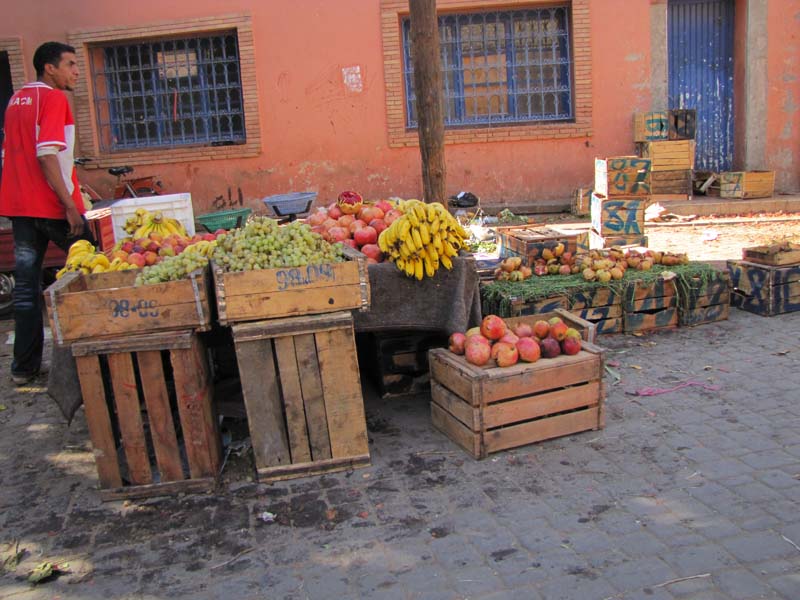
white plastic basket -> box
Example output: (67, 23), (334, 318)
(111, 193), (196, 241)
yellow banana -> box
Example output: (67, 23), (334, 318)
(91, 264), (107, 274)
(404, 259), (415, 278)
(413, 203), (427, 223)
(441, 254), (453, 270)
(433, 233), (443, 255)
(406, 209), (419, 228)
(89, 254), (110, 270)
(399, 219), (411, 240)
(411, 228), (423, 252)
(426, 203), (437, 222)
(427, 244), (439, 263)
(430, 218), (440, 235)
(423, 255), (434, 278)
(414, 259), (423, 281)
(55, 266), (69, 280)
(419, 222), (430, 246)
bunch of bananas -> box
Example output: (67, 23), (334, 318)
(55, 240), (137, 279)
(182, 239), (217, 256)
(123, 208), (186, 239)
(378, 199), (468, 280)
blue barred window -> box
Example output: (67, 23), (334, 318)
(402, 6), (574, 128)
(91, 32), (246, 150)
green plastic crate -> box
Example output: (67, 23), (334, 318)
(196, 208), (252, 232)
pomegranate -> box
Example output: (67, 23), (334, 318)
(327, 227), (350, 243)
(359, 206), (385, 223)
(498, 332), (519, 346)
(360, 243), (382, 261)
(337, 191), (363, 215)
(383, 209), (403, 225)
(465, 339), (491, 366)
(532, 320), (550, 339)
(512, 322), (534, 338)
(494, 342), (519, 367)
(549, 321), (569, 342)
(354, 226), (378, 247)
(540, 337), (561, 359)
(516, 337), (541, 363)
(375, 200), (393, 213)
(327, 203), (343, 219)
(561, 337), (581, 355)
(465, 326), (481, 339)
(480, 315), (507, 341)
(337, 214), (355, 228)
(448, 332), (467, 355)
(306, 210), (327, 227)
(349, 220), (367, 234)
(369, 219), (388, 236)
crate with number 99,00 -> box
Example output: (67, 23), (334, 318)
(45, 267), (213, 346)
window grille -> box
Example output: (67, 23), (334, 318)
(91, 32), (246, 150)
(402, 7), (573, 128)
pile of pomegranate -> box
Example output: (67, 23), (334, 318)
(448, 314), (582, 368)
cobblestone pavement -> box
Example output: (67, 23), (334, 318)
(1, 307), (800, 600)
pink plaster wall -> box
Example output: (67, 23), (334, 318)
(2, 0), (797, 212)
(767, 0), (800, 192)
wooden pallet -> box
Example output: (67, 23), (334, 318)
(594, 157), (651, 197)
(676, 271), (731, 327)
(623, 278), (679, 333)
(589, 229), (648, 250)
(637, 140), (696, 171)
(496, 226), (580, 264)
(71, 330), (221, 500)
(742, 244), (800, 267)
(568, 287), (624, 335)
(46, 267), (212, 346)
(231, 311), (370, 481)
(720, 171), (774, 199)
(633, 111), (669, 142)
(727, 260), (800, 316)
(213, 245), (370, 325)
(590, 193), (648, 237)
(429, 342), (605, 459)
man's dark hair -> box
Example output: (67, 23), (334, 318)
(33, 42), (76, 78)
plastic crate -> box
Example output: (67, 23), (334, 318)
(111, 193), (195, 241)
(196, 208), (252, 232)
(263, 192), (316, 217)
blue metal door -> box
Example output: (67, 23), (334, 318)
(668, 0), (735, 171)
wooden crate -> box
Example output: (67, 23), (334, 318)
(667, 109), (696, 140)
(572, 187), (592, 216)
(623, 278), (678, 333)
(590, 193), (648, 237)
(633, 111), (669, 142)
(742, 243), (800, 267)
(569, 287), (623, 335)
(505, 295), (569, 318)
(231, 311), (370, 481)
(213, 245), (370, 325)
(637, 140), (696, 171)
(720, 171), (775, 199)
(727, 260), (800, 316)
(651, 169), (692, 195)
(589, 229), (648, 250)
(594, 157), (651, 197)
(496, 226), (580, 264)
(429, 340), (605, 459)
(676, 271), (731, 327)
(72, 330), (221, 501)
(45, 267), (212, 346)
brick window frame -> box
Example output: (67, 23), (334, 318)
(68, 14), (261, 169)
(380, 0), (592, 147)
(0, 37), (27, 91)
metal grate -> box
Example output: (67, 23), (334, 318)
(402, 6), (573, 128)
(91, 32), (246, 150)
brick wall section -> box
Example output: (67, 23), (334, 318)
(0, 38), (27, 91)
(379, 0), (593, 148)
(66, 13), (261, 170)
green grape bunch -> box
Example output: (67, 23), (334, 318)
(211, 217), (345, 272)
(134, 253), (210, 286)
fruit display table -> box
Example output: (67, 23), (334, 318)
(353, 255), (482, 335)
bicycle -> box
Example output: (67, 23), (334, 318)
(75, 158), (163, 201)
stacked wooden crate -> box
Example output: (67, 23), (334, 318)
(45, 268), (220, 500)
(634, 109), (696, 201)
(212, 245), (372, 482)
(590, 156), (650, 249)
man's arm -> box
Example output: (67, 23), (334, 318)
(37, 153), (84, 237)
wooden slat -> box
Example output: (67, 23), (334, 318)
(316, 326), (369, 458)
(74, 354), (122, 489)
(572, 304), (623, 320)
(594, 157), (651, 197)
(680, 303), (730, 326)
(569, 287), (620, 309)
(107, 352), (152, 485)
(231, 311), (353, 341)
(593, 317), (624, 335)
(234, 337), (291, 469)
(72, 330), (194, 357)
(273, 337), (312, 464)
(485, 407), (600, 454)
(624, 307), (679, 333)
(430, 402), (482, 459)
(430, 381), (479, 430)
(256, 455), (370, 483)
(99, 477), (215, 501)
(171, 338), (220, 479)
(223, 286), (365, 323)
(294, 333), (332, 461)
(428, 350), (483, 403)
(483, 381), (601, 429)
(480, 352), (602, 404)
(137, 350), (184, 482)
(219, 260), (361, 296)
(628, 294), (678, 311)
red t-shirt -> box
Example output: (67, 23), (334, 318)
(0, 82), (85, 219)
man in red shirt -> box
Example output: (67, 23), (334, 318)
(0, 42), (93, 385)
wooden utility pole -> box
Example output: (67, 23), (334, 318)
(408, 0), (446, 203)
